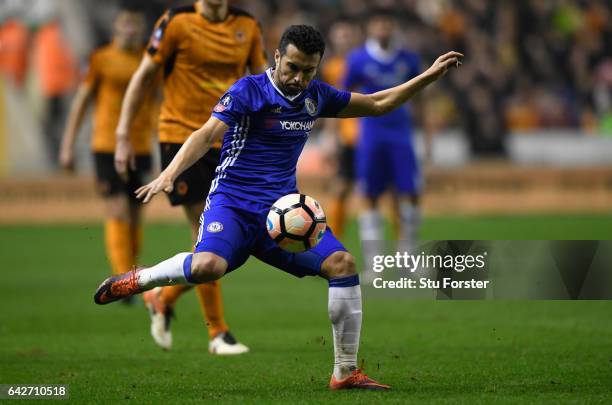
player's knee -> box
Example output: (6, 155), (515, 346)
(321, 251), (356, 280)
(104, 196), (131, 222)
(190, 253), (227, 282)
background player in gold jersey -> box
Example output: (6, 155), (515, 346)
(321, 18), (361, 240)
(114, 0), (267, 354)
(59, 6), (157, 301)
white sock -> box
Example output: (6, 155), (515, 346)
(359, 210), (383, 279)
(328, 276), (362, 380)
(358, 210), (383, 241)
(398, 202), (421, 254)
(137, 252), (193, 290)
(359, 210), (384, 268)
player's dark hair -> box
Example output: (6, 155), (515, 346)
(332, 15), (356, 26)
(279, 25), (326, 58)
(325, 15), (356, 42)
(367, 7), (397, 22)
(118, 0), (145, 13)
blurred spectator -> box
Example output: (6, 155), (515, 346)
(593, 60), (612, 136)
(33, 19), (78, 167)
(0, 18), (29, 88)
(321, 16), (362, 238)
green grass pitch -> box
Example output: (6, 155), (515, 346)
(1, 214), (611, 403)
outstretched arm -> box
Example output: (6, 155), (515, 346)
(135, 117), (228, 203)
(59, 82), (94, 171)
(337, 51), (463, 118)
(115, 54), (161, 175)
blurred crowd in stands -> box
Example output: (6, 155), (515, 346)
(0, 0), (610, 158)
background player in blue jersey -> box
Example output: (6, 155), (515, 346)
(344, 9), (432, 264)
(93, 25), (461, 390)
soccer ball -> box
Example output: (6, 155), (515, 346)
(267, 193), (327, 252)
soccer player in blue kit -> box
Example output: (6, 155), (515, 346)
(344, 9), (431, 263)
(94, 25), (461, 390)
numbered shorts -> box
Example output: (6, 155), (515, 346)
(93, 152), (151, 200)
(160, 143), (221, 206)
(194, 204), (347, 278)
(356, 135), (421, 198)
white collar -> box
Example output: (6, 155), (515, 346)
(365, 38), (398, 64)
(266, 68), (302, 101)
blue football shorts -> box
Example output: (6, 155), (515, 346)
(194, 204), (347, 278)
(356, 132), (422, 198)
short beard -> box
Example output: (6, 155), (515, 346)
(281, 83), (301, 96)
(272, 69), (300, 96)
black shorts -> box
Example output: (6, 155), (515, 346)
(160, 143), (221, 206)
(338, 144), (355, 181)
(94, 152), (151, 199)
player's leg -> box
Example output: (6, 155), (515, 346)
(321, 252), (388, 389)
(103, 196), (133, 275)
(94, 216), (233, 304)
(118, 205), (251, 294)
(390, 138), (423, 254)
(95, 168), (236, 306)
(189, 149), (246, 353)
(142, 144), (201, 347)
(328, 144), (355, 239)
(153, 143), (199, 309)
(151, 205), (249, 355)
(127, 156), (178, 347)
(148, 145), (245, 353)
(126, 155), (151, 265)
(129, 199), (144, 261)
(394, 193), (421, 252)
(94, 205), (252, 352)
(94, 249), (224, 304)
(183, 200), (230, 339)
(143, 204), (193, 349)
(152, 202), (212, 311)
(253, 229), (389, 390)
(355, 138), (388, 277)
(94, 153), (137, 280)
(98, 200), (248, 295)
(356, 136), (386, 239)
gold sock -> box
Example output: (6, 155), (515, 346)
(159, 284), (193, 307)
(329, 197), (348, 239)
(104, 219), (134, 275)
(196, 281), (229, 339)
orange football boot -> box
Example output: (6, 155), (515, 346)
(94, 268), (143, 305)
(329, 368), (390, 391)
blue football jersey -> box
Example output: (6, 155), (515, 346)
(344, 40), (420, 134)
(209, 69), (351, 214)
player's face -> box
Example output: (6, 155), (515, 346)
(330, 22), (358, 54)
(114, 11), (145, 50)
(274, 44), (321, 96)
(202, 0), (227, 8)
(367, 15), (396, 45)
